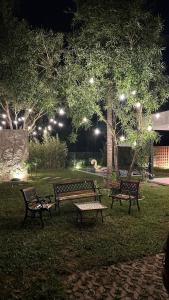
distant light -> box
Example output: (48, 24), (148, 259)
(147, 125), (152, 132)
(43, 129), (47, 134)
(119, 94), (126, 101)
(131, 90), (136, 96)
(0, 126), (2, 130)
(2, 114), (6, 119)
(13, 120), (18, 125)
(155, 113), (160, 119)
(33, 131), (37, 136)
(48, 125), (52, 131)
(22, 117), (25, 121)
(94, 128), (101, 135)
(59, 108), (65, 116)
(18, 118), (22, 122)
(28, 108), (32, 113)
(82, 117), (88, 123)
(133, 141), (137, 146)
(28, 126), (31, 130)
(53, 120), (57, 124)
(58, 122), (63, 128)
(50, 118), (54, 123)
(135, 102), (141, 109)
(38, 126), (42, 130)
(120, 135), (125, 142)
(1, 120), (6, 125)
(89, 77), (94, 84)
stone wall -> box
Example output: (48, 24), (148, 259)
(0, 130), (28, 181)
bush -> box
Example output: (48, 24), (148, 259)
(29, 135), (68, 171)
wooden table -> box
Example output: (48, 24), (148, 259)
(74, 202), (108, 227)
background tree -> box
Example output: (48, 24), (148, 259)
(0, 1), (64, 132)
(63, 0), (169, 180)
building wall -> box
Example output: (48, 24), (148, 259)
(0, 130), (28, 181)
(154, 146), (169, 169)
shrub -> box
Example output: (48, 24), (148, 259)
(29, 135), (68, 171)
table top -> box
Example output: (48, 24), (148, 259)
(74, 202), (108, 211)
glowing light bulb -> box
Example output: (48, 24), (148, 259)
(147, 125), (152, 132)
(18, 118), (22, 122)
(133, 141), (137, 146)
(58, 122), (63, 127)
(53, 120), (57, 124)
(2, 114), (6, 119)
(131, 90), (136, 96)
(119, 94), (126, 101)
(59, 108), (65, 115)
(48, 125), (52, 131)
(28, 126), (31, 130)
(82, 117), (88, 123)
(50, 118), (54, 123)
(0, 126), (2, 130)
(135, 102), (141, 109)
(1, 120), (6, 125)
(94, 128), (100, 135)
(89, 77), (94, 84)
(120, 135), (125, 142)
(155, 113), (160, 119)
(22, 117), (25, 121)
(28, 108), (32, 112)
(33, 131), (37, 136)
(13, 120), (18, 125)
(38, 126), (42, 130)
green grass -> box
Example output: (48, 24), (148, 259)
(1, 168), (169, 299)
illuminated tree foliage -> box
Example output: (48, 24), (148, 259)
(0, 1), (64, 132)
(64, 0), (169, 177)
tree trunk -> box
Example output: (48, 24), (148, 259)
(127, 149), (137, 179)
(106, 95), (113, 186)
(113, 136), (119, 179)
(5, 98), (13, 129)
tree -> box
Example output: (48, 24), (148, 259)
(0, 1), (64, 132)
(63, 0), (169, 180)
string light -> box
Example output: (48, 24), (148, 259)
(2, 114), (6, 119)
(133, 141), (137, 146)
(120, 135), (125, 142)
(0, 126), (3, 130)
(18, 118), (22, 122)
(155, 113), (160, 119)
(28, 108), (32, 112)
(1, 120), (6, 125)
(58, 108), (65, 116)
(89, 77), (94, 84)
(119, 94), (126, 101)
(48, 125), (52, 131)
(147, 125), (152, 132)
(58, 122), (63, 127)
(33, 131), (37, 136)
(50, 118), (54, 123)
(82, 117), (88, 123)
(28, 126), (31, 130)
(38, 126), (42, 130)
(135, 102), (141, 109)
(131, 90), (136, 96)
(94, 128), (101, 135)
(22, 117), (25, 121)
(13, 120), (18, 125)
(53, 120), (57, 124)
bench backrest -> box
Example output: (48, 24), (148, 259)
(120, 180), (140, 197)
(53, 179), (96, 197)
(21, 187), (37, 208)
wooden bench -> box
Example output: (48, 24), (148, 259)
(109, 180), (140, 214)
(53, 179), (102, 212)
(21, 187), (54, 228)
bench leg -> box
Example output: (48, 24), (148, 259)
(128, 199), (132, 214)
(100, 210), (103, 223)
(137, 199), (140, 211)
(111, 198), (114, 209)
(22, 211), (28, 227)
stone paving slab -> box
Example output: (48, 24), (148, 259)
(63, 254), (169, 300)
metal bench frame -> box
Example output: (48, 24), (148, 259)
(53, 179), (102, 212)
(109, 180), (140, 214)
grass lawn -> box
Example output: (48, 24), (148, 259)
(1, 168), (169, 299)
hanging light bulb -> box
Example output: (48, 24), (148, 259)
(2, 114), (6, 119)
(0, 126), (3, 130)
(120, 135), (125, 142)
(13, 120), (18, 125)
(1, 120), (6, 125)
(89, 77), (94, 84)
(53, 120), (57, 124)
(135, 102), (141, 109)
(147, 125), (152, 132)
(82, 117), (88, 123)
(18, 118), (22, 122)
(155, 113), (160, 119)
(58, 108), (65, 116)
(38, 126), (42, 131)
(28, 108), (32, 113)
(131, 90), (136, 96)
(48, 125), (52, 131)
(58, 122), (63, 127)
(119, 94), (126, 101)
(28, 126), (31, 130)
(50, 118), (54, 123)
(94, 128), (101, 135)
(33, 131), (37, 136)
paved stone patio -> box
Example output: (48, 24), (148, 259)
(63, 254), (169, 299)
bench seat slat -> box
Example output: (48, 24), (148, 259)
(59, 192), (100, 201)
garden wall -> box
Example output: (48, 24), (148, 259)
(0, 130), (28, 181)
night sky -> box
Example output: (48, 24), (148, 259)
(16, 0), (169, 148)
